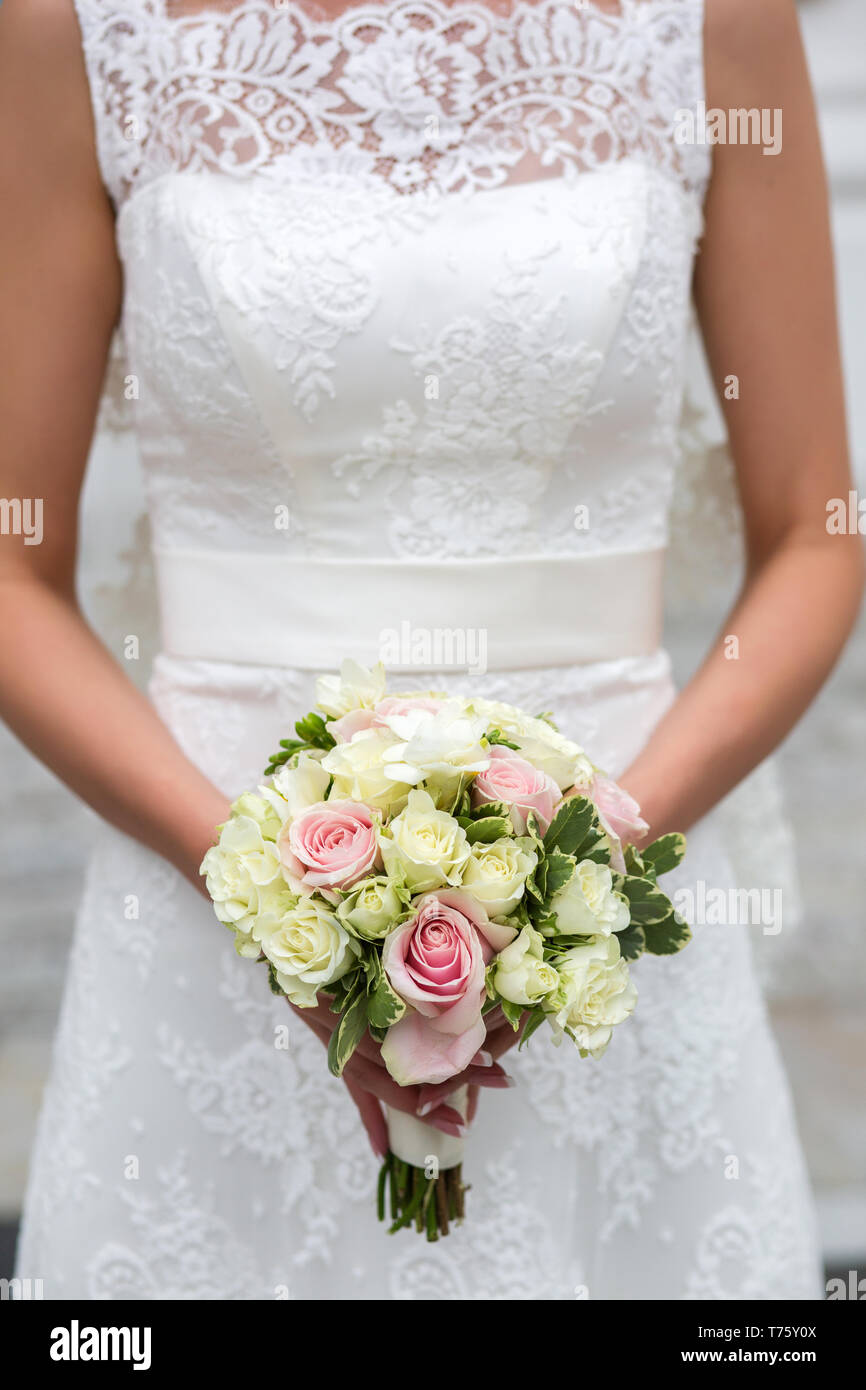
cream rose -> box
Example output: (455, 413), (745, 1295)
(492, 925), (560, 1007)
(336, 875), (409, 940)
(257, 895), (359, 1008)
(200, 815), (282, 930)
(546, 935), (637, 1056)
(270, 750), (331, 818)
(546, 859), (630, 937)
(461, 837), (538, 918)
(379, 788), (470, 892)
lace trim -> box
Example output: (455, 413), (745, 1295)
(73, 0), (710, 205)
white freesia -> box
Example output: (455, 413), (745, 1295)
(493, 925), (559, 1006)
(546, 859), (630, 937)
(379, 788), (470, 892)
(269, 750), (331, 820)
(461, 837), (538, 918)
(321, 729), (410, 813)
(200, 815), (282, 930)
(316, 658), (387, 719)
(378, 701), (491, 793)
(546, 935), (637, 1056)
(257, 895), (359, 1008)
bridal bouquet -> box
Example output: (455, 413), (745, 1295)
(202, 661), (690, 1240)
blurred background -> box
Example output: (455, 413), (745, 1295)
(1, 0), (864, 1286)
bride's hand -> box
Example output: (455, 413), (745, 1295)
(415, 1005), (524, 1120)
(288, 998), (512, 1159)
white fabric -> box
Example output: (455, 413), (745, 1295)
(387, 1087), (469, 1169)
(155, 547), (665, 668)
(15, 0), (822, 1300)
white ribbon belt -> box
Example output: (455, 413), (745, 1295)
(153, 547), (665, 672)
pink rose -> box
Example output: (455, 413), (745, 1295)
(472, 745), (561, 834)
(590, 774), (649, 871)
(591, 775), (648, 844)
(381, 889), (516, 1085)
(278, 800), (380, 893)
(371, 696), (444, 727)
(329, 708), (377, 743)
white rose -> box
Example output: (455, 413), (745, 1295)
(230, 791), (282, 842)
(257, 895), (359, 1008)
(461, 837), (538, 918)
(492, 925), (559, 1007)
(321, 729), (410, 813)
(378, 701), (491, 795)
(546, 935), (637, 1056)
(269, 751), (330, 819)
(336, 875), (409, 940)
(546, 860), (630, 937)
(200, 815), (283, 930)
(379, 788), (470, 892)
(316, 659), (387, 719)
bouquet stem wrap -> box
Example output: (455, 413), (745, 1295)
(385, 1085), (468, 1171)
(379, 1087), (470, 1239)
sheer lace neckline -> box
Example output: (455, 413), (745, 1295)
(75, 0), (709, 206)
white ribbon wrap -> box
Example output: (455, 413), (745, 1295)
(385, 1086), (469, 1171)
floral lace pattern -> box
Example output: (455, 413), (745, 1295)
(76, 0), (710, 205)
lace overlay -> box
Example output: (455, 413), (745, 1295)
(14, 0), (822, 1299)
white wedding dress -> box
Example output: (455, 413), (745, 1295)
(16, 0), (823, 1299)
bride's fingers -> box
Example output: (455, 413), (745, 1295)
(343, 1076), (389, 1160)
(466, 1084), (480, 1124)
(342, 1055), (465, 1136)
(415, 1061), (514, 1116)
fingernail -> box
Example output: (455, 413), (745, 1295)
(475, 1050), (493, 1067)
(417, 1101), (437, 1117)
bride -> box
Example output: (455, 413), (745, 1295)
(2, 0), (862, 1300)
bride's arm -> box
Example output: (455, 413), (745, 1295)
(621, 0), (864, 838)
(0, 0), (230, 889)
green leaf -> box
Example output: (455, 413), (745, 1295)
(618, 875), (675, 927)
(465, 816), (511, 845)
(543, 797), (595, 857)
(327, 984), (369, 1077)
(641, 833), (687, 878)
(624, 845), (648, 878)
(615, 924), (646, 962)
(266, 962), (285, 997)
(573, 825), (611, 864)
(486, 728), (521, 751)
(471, 800), (511, 820)
(366, 957), (407, 1030)
(499, 999), (525, 1031)
(543, 847), (575, 898)
(643, 910), (693, 956)
(518, 1009), (548, 1049)
(294, 711), (336, 751)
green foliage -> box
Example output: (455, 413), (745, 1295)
(264, 710), (336, 775)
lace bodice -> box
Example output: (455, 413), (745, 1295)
(73, 0), (711, 564)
